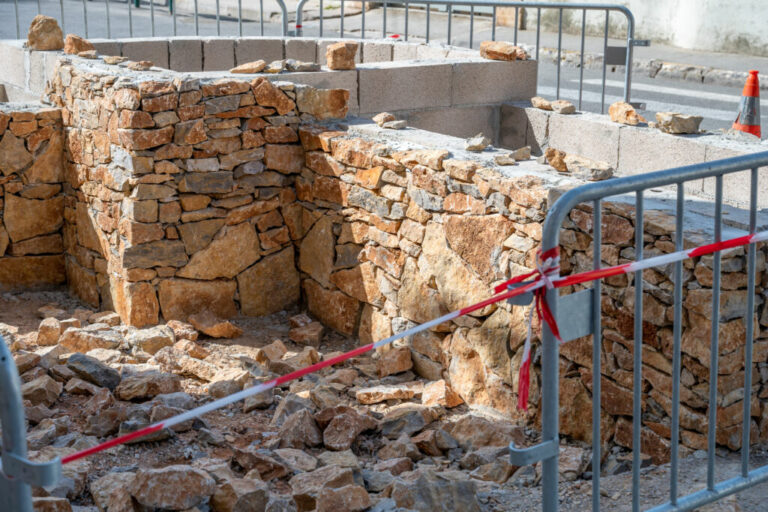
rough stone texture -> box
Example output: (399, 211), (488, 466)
(27, 15), (64, 50)
(326, 41), (358, 70)
(129, 465), (216, 509)
(479, 40), (525, 61)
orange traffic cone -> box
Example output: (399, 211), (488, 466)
(732, 70), (761, 138)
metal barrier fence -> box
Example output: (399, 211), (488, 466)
(9, 0), (289, 39)
(294, 0), (641, 112)
(512, 151), (768, 511)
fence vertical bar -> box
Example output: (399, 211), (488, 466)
(150, 0), (156, 37)
(592, 198), (602, 512)
(340, 0), (345, 38)
(600, 10), (609, 114)
(513, 7), (518, 45)
(59, 0), (65, 35)
(82, 0), (88, 38)
(14, 0), (20, 39)
(260, 0), (264, 35)
(405, 1), (409, 40)
(447, 5), (452, 45)
(670, 183), (684, 505)
(105, 0), (112, 38)
(556, 8), (562, 99)
(128, 0), (133, 38)
(578, 9), (586, 110)
(632, 189), (644, 512)
(238, 0), (242, 36)
(173, 0), (178, 36)
(382, 0), (386, 36)
(36, 0), (41, 17)
(194, 0), (198, 34)
(359, 0), (363, 39)
(707, 175), (723, 491)
(426, 3), (430, 42)
(491, 6), (496, 41)
(742, 168), (758, 476)
(535, 7), (540, 62)
(215, 0), (220, 35)
(470, 5), (474, 48)
(623, 8), (634, 102)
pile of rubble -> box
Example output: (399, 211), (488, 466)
(7, 296), (591, 511)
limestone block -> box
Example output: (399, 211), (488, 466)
(392, 42), (419, 61)
(318, 39), (361, 66)
(235, 37), (284, 65)
(203, 38), (235, 71)
(549, 112), (621, 168)
(238, 246), (300, 316)
(169, 37), (203, 72)
(265, 70), (359, 115)
(451, 59), (537, 106)
(158, 278), (238, 321)
(0, 255), (65, 289)
(617, 127), (707, 177)
(362, 40), (393, 62)
(357, 61), (452, 114)
(285, 38), (317, 62)
(121, 38), (170, 68)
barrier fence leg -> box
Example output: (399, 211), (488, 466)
(0, 335), (61, 512)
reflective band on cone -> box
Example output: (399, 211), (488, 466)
(732, 69), (761, 138)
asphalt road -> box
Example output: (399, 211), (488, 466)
(2, 0), (765, 133)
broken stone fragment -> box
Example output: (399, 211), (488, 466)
(510, 145), (532, 161)
(211, 478), (269, 512)
(289, 464), (357, 512)
(230, 59), (267, 74)
(66, 353), (121, 390)
(315, 405), (377, 451)
(189, 310), (243, 338)
(544, 147), (568, 172)
(326, 41), (358, 70)
(64, 33), (95, 55)
(390, 468), (482, 511)
(479, 40), (525, 61)
(654, 112), (703, 134)
(289, 321), (324, 347)
(265, 59), (287, 73)
(287, 59), (321, 72)
(530, 96), (553, 110)
(316, 484), (371, 512)
(609, 101), (647, 125)
(382, 120), (407, 130)
(21, 374), (61, 406)
(115, 370), (181, 401)
(422, 379), (463, 408)
(356, 384), (416, 405)
(493, 154), (517, 166)
(376, 346), (413, 377)
(464, 133), (491, 152)
(129, 465), (216, 510)
(372, 112), (396, 127)
(27, 15), (63, 50)
(563, 154), (614, 181)
(102, 55), (127, 65)
(126, 60), (154, 71)
(551, 99), (576, 114)
(166, 319), (198, 341)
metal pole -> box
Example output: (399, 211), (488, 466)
(194, 0), (199, 35)
(150, 0), (156, 36)
(556, 8), (562, 99)
(216, 0), (220, 35)
(173, 0), (177, 35)
(14, 0), (20, 39)
(742, 168), (758, 476)
(470, 5), (474, 48)
(631, 189), (644, 512)
(426, 2), (430, 42)
(708, 176), (723, 491)
(59, 0), (66, 35)
(535, 7), (540, 61)
(600, 10), (608, 114)
(0, 336), (34, 512)
(238, 0), (242, 36)
(128, 0), (133, 37)
(447, 4), (452, 45)
(578, 9), (586, 110)
(513, 6), (518, 45)
(623, 8), (635, 103)
(82, 0), (88, 38)
(669, 183), (685, 505)
(341, 0), (345, 38)
(591, 199), (602, 512)
(491, 6), (496, 41)
(405, 1), (409, 41)
(382, 0), (386, 37)
(105, 0), (112, 38)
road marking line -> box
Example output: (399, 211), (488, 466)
(580, 78), (768, 106)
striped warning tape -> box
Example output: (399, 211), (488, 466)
(56, 228), (768, 466)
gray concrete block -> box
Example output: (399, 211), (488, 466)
(617, 129), (707, 177)
(415, 43), (450, 60)
(89, 39), (122, 57)
(524, 107), (550, 155)
(27, 51), (60, 96)
(121, 38), (169, 69)
(451, 59), (537, 106)
(317, 38), (362, 65)
(548, 111), (621, 167)
(703, 144), (768, 209)
(0, 41), (27, 88)
(498, 103), (529, 151)
(203, 38), (235, 71)
(285, 38), (317, 63)
(0, 82), (39, 102)
(266, 70), (359, 115)
(235, 37), (284, 65)
(445, 48), (477, 60)
(392, 42), (419, 61)
(405, 105), (499, 143)
(357, 61), (452, 114)
(362, 40), (393, 62)
(169, 37), (203, 72)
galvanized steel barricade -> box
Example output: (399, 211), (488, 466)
(8, 0), (289, 39)
(0, 335), (61, 512)
(514, 151), (768, 511)
(294, 0), (643, 112)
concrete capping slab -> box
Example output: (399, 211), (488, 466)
(702, 144), (768, 209)
(401, 104), (500, 143)
(392, 42), (419, 61)
(357, 60), (452, 114)
(0, 40), (28, 89)
(548, 110), (621, 168)
(169, 37), (203, 72)
(89, 39), (122, 57)
(316, 38), (362, 65)
(235, 37), (285, 65)
(203, 37), (236, 71)
(617, 128), (708, 177)
(284, 38), (317, 63)
(415, 43), (450, 60)
(120, 38), (170, 69)
(451, 59), (537, 107)
(361, 40), (393, 63)
(27, 51), (60, 97)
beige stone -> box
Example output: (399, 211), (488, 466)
(129, 465), (216, 510)
(189, 310), (243, 338)
(158, 278), (238, 321)
(551, 99), (576, 114)
(27, 15), (64, 50)
(530, 96), (552, 111)
(63, 34), (94, 54)
(326, 41), (358, 70)
(655, 112), (703, 134)
(26, 133), (63, 183)
(304, 279), (361, 335)
(0, 132), (33, 175)
(377, 346), (413, 377)
(609, 101), (646, 125)
(299, 216), (335, 287)
(238, 246), (300, 316)
(231, 60), (267, 73)
(296, 87), (350, 120)
(177, 222), (260, 280)
(252, 78), (296, 115)
(479, 40), (524, 61)
(422, 379), (463, 407)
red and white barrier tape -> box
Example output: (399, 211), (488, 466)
(54, 228), (768, 467)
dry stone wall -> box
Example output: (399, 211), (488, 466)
(0, 105), (66, 289)
(1, 54), (767, 463)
